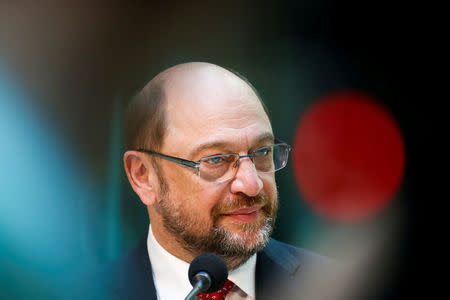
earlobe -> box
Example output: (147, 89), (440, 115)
(123, 151), (158, 206)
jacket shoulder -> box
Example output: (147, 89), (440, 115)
(262, 238), (337, 274)
(256, 239), (343, 300)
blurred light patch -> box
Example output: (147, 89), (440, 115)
(292, 90), (405, 222)
(0, 62), (101, 298)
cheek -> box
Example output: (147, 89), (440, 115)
(169, 171), (223, 219)
(164, 164), (198, 195)
(194, 183), (226, 211)
(260, 174), (277, 197)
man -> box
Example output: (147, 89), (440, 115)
(90, 62), (339, 300)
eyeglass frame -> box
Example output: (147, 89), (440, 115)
(136, 140), (291, 181)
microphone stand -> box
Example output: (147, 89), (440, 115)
(185, 272), (211, 300)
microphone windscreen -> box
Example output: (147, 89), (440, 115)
(188, 253), (228, 293)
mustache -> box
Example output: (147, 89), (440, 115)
(211, 193), (270, 218)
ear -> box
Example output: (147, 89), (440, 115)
(123, 150), (158, 206)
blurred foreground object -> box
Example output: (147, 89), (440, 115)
(293, 90), (405, 222)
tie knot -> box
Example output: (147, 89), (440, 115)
(197, 279), (235, 300)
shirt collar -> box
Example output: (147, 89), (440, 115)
(228, 252), (256, 298)
(147, 224), (192, 300)
(147, 224), (256, 298)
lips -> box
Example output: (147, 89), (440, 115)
(221, 205), (263, 223)
(223, 205), (263, 215)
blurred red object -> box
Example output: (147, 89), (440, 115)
(293, 90), (405, 222)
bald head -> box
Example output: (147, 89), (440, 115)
(125, 62), (269, 151)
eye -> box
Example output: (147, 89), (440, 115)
(204, 156), (226, 165)
(254, 147), (271, 157)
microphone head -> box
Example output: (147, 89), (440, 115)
(188, 253), (228, 293)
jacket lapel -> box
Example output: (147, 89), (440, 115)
(255, 239), (302, 300)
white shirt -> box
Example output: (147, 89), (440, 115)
(147, 224), (256, 300)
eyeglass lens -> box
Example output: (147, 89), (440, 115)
(199, 144), (289, 182)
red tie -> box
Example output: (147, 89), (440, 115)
(197, 279), (235, 300)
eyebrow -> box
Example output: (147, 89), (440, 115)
(190, 132), (275, 156)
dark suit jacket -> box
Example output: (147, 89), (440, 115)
(80, 236), (339, 300)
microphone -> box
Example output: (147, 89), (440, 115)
(184, 253), (228, 300)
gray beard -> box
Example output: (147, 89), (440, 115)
(157, 193), (276, 270)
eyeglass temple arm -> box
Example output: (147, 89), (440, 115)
(137, 149), (199, 169)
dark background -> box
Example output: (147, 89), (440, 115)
(0, 0), (431, 299)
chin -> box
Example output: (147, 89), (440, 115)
(221, 216), (273, 252)
(215, 222), (273, 270)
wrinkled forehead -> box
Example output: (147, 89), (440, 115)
(161, 65), (272, 150)
(165, 66), (270, 127)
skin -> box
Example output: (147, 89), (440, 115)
(123, 62), (278, 269)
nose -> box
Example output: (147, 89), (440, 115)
(230, 157), (263, 196)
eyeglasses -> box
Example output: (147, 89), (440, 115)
(137, 141), (291, 183)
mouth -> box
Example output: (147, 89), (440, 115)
(221, 205), (263, 223)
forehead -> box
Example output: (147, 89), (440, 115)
(162, 67), (272, 154)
